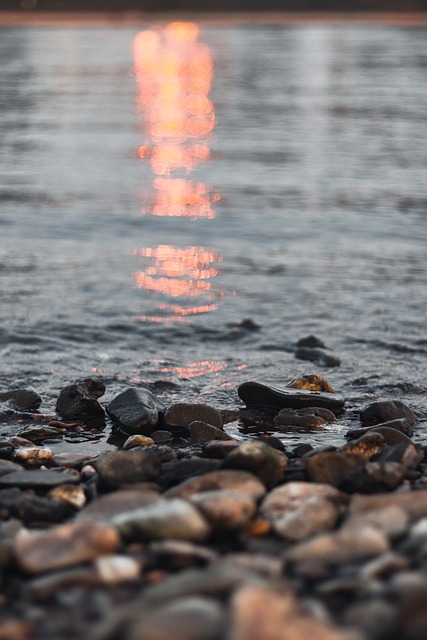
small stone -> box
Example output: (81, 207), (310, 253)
(56, 377), (105, 420)
(341, 432), (386, 459)
(17, 424), (65, 443)
(0, 487), (73, 524)
(0, 388), (42, 411)
(95, 449), (161, 489)
(123, 434), (155, 449)
(274, 410), (325, 428)
(188, 490), (257, 530)
(189, 421), (232, 444)
(287, 524), (389, 565)
(221, 440), (287, 487)
(360, 400), (418, 426)
(151, 430), (173, 444)
(261, 482), (346, 541)
(238, 381), (345, 414)
(14, 522), (120, 573)
(106, 387), (164, 435)
(345, 461), (406, 493)
(294, 347), (341, 368)
(159, 458), (222, 489)
(287, 373), (333, 392)
(51, 452), (93, 468)
(164, 403), (223, 430)
(126, 597), (225, 640)
(149, 539), (218, 570)
(202, 440), (239, 459)
(14, 447), (53, 466)
(359, 552), (409, 580)
(296, 335), (326, 349)
(165, 470), (266, 501)
(94, 554), (141, 584)
(112, 498), (210, 542)
(76, 488), (161, 524)
(376, 441), (424, 470)
(47, 484), (87, 509)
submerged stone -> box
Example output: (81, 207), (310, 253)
(0, 388), (42, 411)
(238, 381), (345, 415)
(106, 387), (164, 435)
(294, 347), (341, 368)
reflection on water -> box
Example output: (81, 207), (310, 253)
(132, 21), (223, 321)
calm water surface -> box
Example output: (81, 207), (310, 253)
(1, 21), (426, 451)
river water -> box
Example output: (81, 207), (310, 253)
(1, 19), (426, 452)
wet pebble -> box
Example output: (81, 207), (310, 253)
(122, 434), (156, 449)
(345, 418), (414, 440)
(221, 440), (287, 487)
(106, 387), (164, 435)
(14, 446), (53, 466)
(0, 388), (42, 411)
(294, 346), (342, 368)
(56, 377), (105, 421)
(304, 450), (367, 487)
(163, 403), (223, 430)
(76, 488), (161, 524)
(189, 421), (232, 444)
(360, 400), (418, 427)
(95, 449), (161, 489)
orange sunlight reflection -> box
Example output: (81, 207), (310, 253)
(133, 21), (219, 219)
(132, 23), (224, 322)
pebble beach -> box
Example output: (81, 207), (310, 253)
(0, 372), (426, 639)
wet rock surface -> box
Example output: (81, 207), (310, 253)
(1, 375), (427, 639)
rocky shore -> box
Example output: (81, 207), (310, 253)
(0, 374), (426, 639)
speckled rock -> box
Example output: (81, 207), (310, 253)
(221, 440), (287, 488)
(163, 403), (223, 430)
(106, 387), (164, 435)
(261, 482), (346, 541)
(165, 469), (266, 501)
(14, 521), (120, 573)
(123, 435), (155, 449)
(360, 400), (418, 427)
(188, 489), (257, 530)
(95, 449), (161, 489)
(112, 498), (211, 542)
(56, 377), (105, 420)
(14, 446), (53, 466)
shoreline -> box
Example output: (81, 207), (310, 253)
(1, 10), (427, 26)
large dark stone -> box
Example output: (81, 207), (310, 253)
(0, 388), (42, 411)
(106, 387), (164, 435)
(360, 400), (418, 427)
(238, 381), (345, 415)
(56, 377), (106, 421)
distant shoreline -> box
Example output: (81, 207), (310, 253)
(1, 10), (427, 26)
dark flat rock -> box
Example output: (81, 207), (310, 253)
(0, 468), (80, 488)
(238, 381), (345, 415)
(360, 400), (418, 427)
(0, 388), (42, 411)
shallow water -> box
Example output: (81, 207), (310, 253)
(1, 21), (426, 452)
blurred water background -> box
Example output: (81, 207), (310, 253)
(1, 18), (426, 451)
